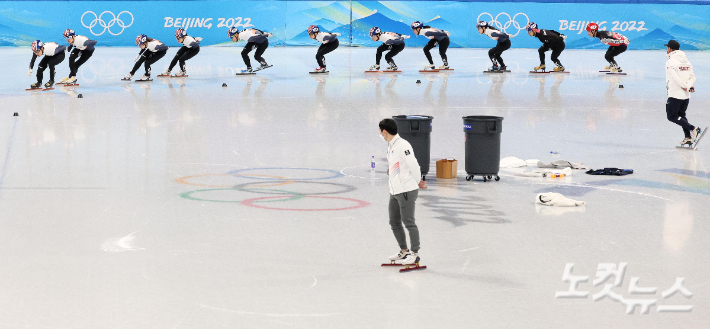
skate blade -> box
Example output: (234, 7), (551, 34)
(438, 69), (454, 71)
(309, 71), (329, 74)
(157, 75), (171, 77)
(484, 71), (506, 74)
(381, 263), (404, 267)
(42, 88), (54, 91)
(606, 72), (627, 75)
(120, 79), (131, 81)
(172, 75), (188, 78)
(62, 84), (79, 87)
(399, 264), (427, 273)
(135, 79), (153, 82)
(599, 70), (611, 73)
(25, 88), (42, 91)
(529, 71), (549, 74)
(550, 71), (570, 74)
(365, 71), (382, 73)
(419, 70), (439, 73)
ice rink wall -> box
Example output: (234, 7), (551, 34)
(2, 0), (710, 49)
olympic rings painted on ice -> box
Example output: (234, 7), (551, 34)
(477, 12), (530, 37)
(175, 174), (294, 188)
(81, 11), (134, 36)
(231, 181), (357, 196)
(227, 168), (345, 181)
(180, 188), (305, 203)
(242, 195), (371, 211)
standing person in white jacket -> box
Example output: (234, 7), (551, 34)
(665, 40), (701, 145)
(379, 119), (428, 266)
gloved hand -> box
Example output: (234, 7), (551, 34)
(333, 33), (341, 36)
(265, 33), (273, 38)
(402, 35), (410, 39)
(28, 69), (32, 76)
(194, 37), (203, 42)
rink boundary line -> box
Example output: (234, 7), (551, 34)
(199, 304), (342, 317)
(0, 119), (18, 195)
(521, 178), (675, 202)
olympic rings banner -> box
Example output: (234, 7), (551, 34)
(1, 1), (710, 50)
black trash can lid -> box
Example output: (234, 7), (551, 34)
(462, 115), (503, 121)
(393, 115), (433, 120)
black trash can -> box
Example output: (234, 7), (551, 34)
(463, 116), (503, 182)
(392, 115), (433, 180)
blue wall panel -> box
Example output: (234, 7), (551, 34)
(1, 1), (709, 50)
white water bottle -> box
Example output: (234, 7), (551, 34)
(371, 156), (376, 172)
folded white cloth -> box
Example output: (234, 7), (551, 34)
(515, 167), (572, 177)
(500, 157), (541, 168)
(536, 192), (585, 207)
(537, 160), (590, 170)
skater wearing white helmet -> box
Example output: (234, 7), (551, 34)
(161, 28), (201, 77)
(411, 21), (451, 70)
(478, 21), (510, 72)
(308, 25), (340, 73)
(664, 40), (703, 146)
(228, 27), (273, 75)
(586, 22), (629, 73)
(526, 22), (566, 72)
(60, 29), (97, 85)
(368, 27), (408, 72)
(123, 34), (168, 81)
(28, 39), (66, 89)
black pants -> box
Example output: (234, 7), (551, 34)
(169, 46), (200, 72)
(376, 43), (405, 66)
(423, 37), (449, 65)
(316, 39), (339, 68)
(666, 97), (695, 138)
(130, 49), (167, 76)
(488, 39), (511, 67)
(68, 49), (93, 78)
(539, 42), (565, 66)
(605, 44), (627, 66)
(242, 40), (268, 68)
(37, 52), (65, 83)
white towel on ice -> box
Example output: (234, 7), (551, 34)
(535, 192), (585, 207)
(500, 157), (540, 168)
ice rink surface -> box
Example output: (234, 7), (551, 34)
(1, 46), (709, 328)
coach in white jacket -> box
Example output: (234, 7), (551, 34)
(379, 118), (427, 266)
(665, 39), (701, 145)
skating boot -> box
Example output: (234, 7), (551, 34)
(386, 63), (398, 71)
(603, 65), (611, 71)
(690, 127), (702, 141)
(368, 64), (380, 71)
(490, 65), (500, 72)
(500, 65), (507, 72)
(121, 73), (133, 81)
(238, 68), (253, 75)
(66, 76), (77, 85)
(681, 137), (694, 145)
(423, 64), (436, 71)
(401, 252), (420, 266)
(44, 80), (54, 88)
(173, 69), (186, 77)
(29, 82), (41, 90)
(313, 67), (327, 73)
(384, 249), (410, 265)
(553, 65), (565, 72)
(438, 64), (449, 70)
(159, 69), (171, 76)
(254, 63), (271, 71)
(58, 77), (69, 84)
(610, 66), (623, 73)
(533, 64), (546, 72)
(136, 75), (151, 81)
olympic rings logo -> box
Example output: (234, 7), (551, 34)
(81, 11), (134, 36)
(477, 12), (530, 38)
(176, 168), (371, 211)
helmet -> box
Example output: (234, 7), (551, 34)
(526, 22), (538, 32)
(228, 27), (239, 38)
(31, 40), (43, 52)
(175, 28), (186, 39)
(135, 34), (147, 46)
(63, 29), (75, 38)
(369, 27), (381, 37)
(410, 21), (423, 29)
(586, 22), (599, 32)
(307, 25), (319, 34)
(477, 21), (489, 28)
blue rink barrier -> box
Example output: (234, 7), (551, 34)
(1, 1), (710, 50)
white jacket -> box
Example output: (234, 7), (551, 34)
(387, 135), (421, 195)
(666, 50), (696, 100)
